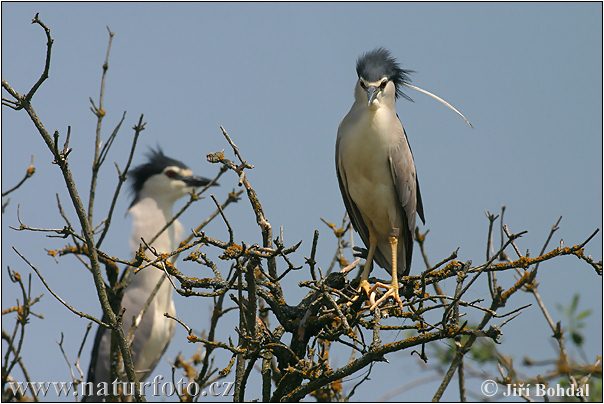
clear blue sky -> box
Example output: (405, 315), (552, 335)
(2, 2), (602, 402)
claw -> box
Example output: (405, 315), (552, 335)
(360, 279), (380, 307)
(347, 279), (373, 307)
(359, 279), (372, 295)
(368, 289), (378, 308)
(369, 283), (404, 311)
(367, 235), (406, 311)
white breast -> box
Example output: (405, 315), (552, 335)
(338, 106), (402, 240)
(92, 196), (179, 385)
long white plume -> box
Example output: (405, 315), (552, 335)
(402, 83), (473, 128)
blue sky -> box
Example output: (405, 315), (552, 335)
(2, 2), (602, 401)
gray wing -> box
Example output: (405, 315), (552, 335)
(416, 175), (425, 225)
(388, 122), (423, 275)
(84, 318), (108, 402)
(84, 321), (112, 401)
(335, 136), (390, 270)
(85, 286), (174, 399)
(397, 114), (425, 224)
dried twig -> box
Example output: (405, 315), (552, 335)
(1, 156), (35, 197)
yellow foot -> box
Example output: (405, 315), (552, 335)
(347, 279), (378, 307)
(369, 282), (404, 311)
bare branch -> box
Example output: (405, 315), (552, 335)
(87, 26), (115, 226)
(96, 114), (145, 248)
(12, 248), (109, 328)
(24, 14), (53, 105)
(1, 156), (35, 197)
(3, 15), (143, 399)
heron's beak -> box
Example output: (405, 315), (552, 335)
(182, 175), (217, 188)
(366, 86), (379, 106)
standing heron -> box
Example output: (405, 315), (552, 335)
(85, 148), (214, 400)
(336, 48), (470, 309)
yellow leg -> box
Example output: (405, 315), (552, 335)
(348, 231), (378, 306)
(370, 235), (404, 310)
(358, 240), (376, 285)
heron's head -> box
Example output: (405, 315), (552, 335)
(355, 48), (413, 109)
(129, 148), (215, 208)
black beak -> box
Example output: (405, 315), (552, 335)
(182, 175), (218, 187)
(366, 86), (379, 106)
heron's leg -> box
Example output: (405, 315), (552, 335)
(359, 239), (376, 286)
(370, 235), (404, 310)
(348, 230), (378, 306)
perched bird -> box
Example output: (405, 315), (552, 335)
(85, 148), (215, 400)
(336, 48), (470, 309)
(336, 48), (424, 309)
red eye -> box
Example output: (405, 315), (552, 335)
(165, 169), (178, 179)
(359, 81), (367, 90)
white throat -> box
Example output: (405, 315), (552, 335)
(128, 196), (182, 255)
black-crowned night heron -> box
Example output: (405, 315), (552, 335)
(85, 148), (214, 400)
(336, 48), (470, 310)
